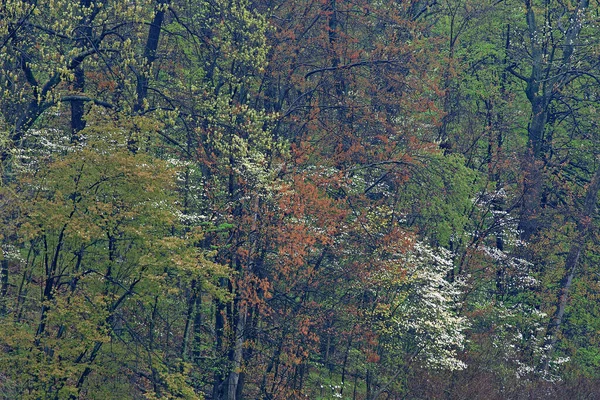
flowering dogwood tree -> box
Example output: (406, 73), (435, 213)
(366, 239), (468, 397)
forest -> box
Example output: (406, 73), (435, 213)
(1, 0), (600, 398)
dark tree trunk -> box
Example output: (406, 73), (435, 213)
(70, 0), (93, 141)
(134, 0), (167, 113)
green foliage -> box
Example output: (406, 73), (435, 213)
(0, 124), (228, 397)
(2, 0), (600, 398)
(399, 152), (480, 247)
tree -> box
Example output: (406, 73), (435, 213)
(0, 117), (229, 398)
(506, 0), (596, 239)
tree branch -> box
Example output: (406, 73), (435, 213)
(60, 95), (115, 109)
(305, 59), (400, 79)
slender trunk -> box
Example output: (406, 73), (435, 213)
(492, 24), (510, 298)
(192, 289), (203, 362)
(0, 256), (8, 314)
(212, 281), (227, 399)
(148, 296), (160, 396)
(73, 341), (103, 393)
(182, 279), (198, 360)
(236, 364), (247, 400)
(366, 368), (372, 400)
(236, 307), (255, 400)
(340, 335), (352, 397)
(270, 333), (285, 396)
(227, 300), (247, 400)
(227, 193), (261, 399)
(213, 146), (238, 400)
(324, 333), (332, 371)
(438, 6), (457, 148)
(15, 244), (37, 322)
(298, 362), (307, 394)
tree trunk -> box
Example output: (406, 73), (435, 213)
(0, 256), (8, 315)
(517, 0), (590, 241)
(70, 0), (93, 141)
(519, 3), (549, 239)
(543, 161), (600, 371)
(70, 65), (86, 141)
(519, 150), (544, 240)
(212, 287), (227, 400)
(134, 0), (167, 114)
(227, 302), (247, 400)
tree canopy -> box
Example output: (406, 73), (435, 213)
(2, 0), (600, 399)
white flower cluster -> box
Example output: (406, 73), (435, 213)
(490, 303), (568, 383)
(377, 241), (468, 371)
(2, 245), (24, 263)
(479, 244), (537, 290)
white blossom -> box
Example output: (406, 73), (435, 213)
(372, 240), (468, 371)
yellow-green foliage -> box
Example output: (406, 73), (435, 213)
(0, 124), (229, 398)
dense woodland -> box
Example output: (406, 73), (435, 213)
(1, 0), (600, 398)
